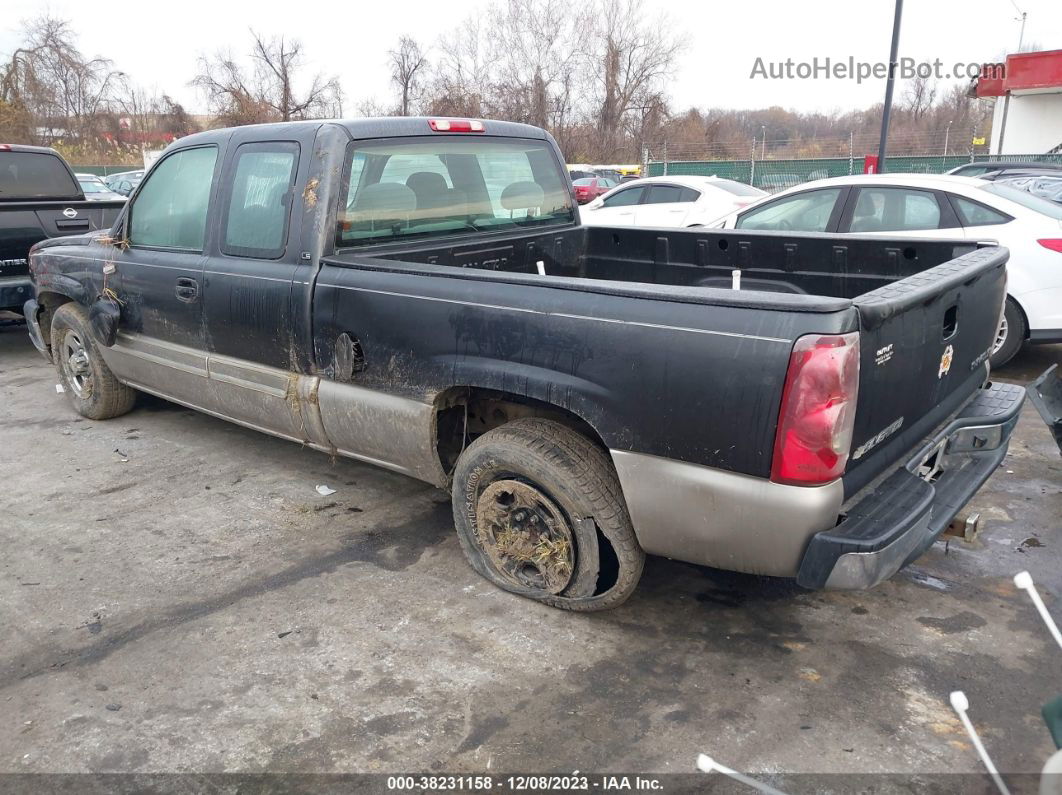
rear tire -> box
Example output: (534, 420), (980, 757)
(989, 297), (1026, 370)
(51, 302), (135, 420)
(451, 418), (644, 612)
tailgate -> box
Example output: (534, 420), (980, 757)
(843, 245), (1008, 493)
(0, 202), (121, 279)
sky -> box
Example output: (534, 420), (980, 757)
(2, 0), (1059, 116)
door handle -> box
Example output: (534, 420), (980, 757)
(175, 277), (199, 303)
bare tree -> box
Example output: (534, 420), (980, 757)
(590, 0), (685, 159)
(389, 36), (427, 116)
(902, 75), (938, 121)
(0, 15), (123, 142)
(193, 31), (342, 126)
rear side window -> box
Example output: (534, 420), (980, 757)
(950, 195), (1011, 227)
(645, 185), (684, 204)
(736, 188), (841, 232)
(0, 151), (79, 199)
(602, 187), (644, 207)
(848, 187), (941, 233)
(129, 147), (218, 250)
(223, 142), (299, 258)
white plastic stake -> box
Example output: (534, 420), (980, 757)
(536, 260), (546, 276)
(1013, 571), (1062, 651)
(732, 269), (741, 290)
(949, 691), (1011, 795)
(696, 754), (789, 795)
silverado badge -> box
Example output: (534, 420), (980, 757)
(938, 344), (954, 378)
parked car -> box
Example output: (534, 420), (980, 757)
(569, 169), (596, 181)
(25, 117), (1032, 612)
(580, 175), (766, 228)
(0, 145), (125, 313)
(571, 176), (618, 204)
(104, 170), (145, 196)
(947, 161), (1062, 179)
(75, 173), (128, 202)
(757, 173), (803, 192)
(714, 173), (1062, 367)
(997, 174), (1062, 205)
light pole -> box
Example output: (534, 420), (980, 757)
(877, 0), (904, 174)
(761, 125), (766, 160)
(943, 120), (953, 169)
(1010, 0), (1027, 51)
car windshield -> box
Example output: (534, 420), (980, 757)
(981, 182), (1062, 221)
(78, 178), (108, 193)
(337, 137), (574, 247)
(712, 179), (764, 197)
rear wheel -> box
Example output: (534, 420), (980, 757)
(451, 418), (644, 611)
(989, 297), (1026, 370)
(51, 302), (135, 420)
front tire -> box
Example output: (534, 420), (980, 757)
(451, 418), (644, 612)
(989, 297), (1026, 370)
(51, 302), (136, 420)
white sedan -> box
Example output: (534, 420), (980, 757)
(579, 176), (766, 229)
(713, 173), (1062, 367)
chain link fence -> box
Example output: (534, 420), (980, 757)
(645, 152), (1062, 191)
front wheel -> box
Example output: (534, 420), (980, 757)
(451, 418), (645, 611)
(51, 302), (136, 420)
(989, 297), (1027, 370)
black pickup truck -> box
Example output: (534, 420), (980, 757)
(24, 118), (1029, 611)
(1, 144), (125, 313)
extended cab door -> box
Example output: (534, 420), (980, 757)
(103, 145), (220, 402)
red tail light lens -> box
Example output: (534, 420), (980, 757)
(771, 332), (860, 485)
(1038, 239), (1062, 253)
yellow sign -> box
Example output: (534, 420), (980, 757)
(972, 137), (986, 146)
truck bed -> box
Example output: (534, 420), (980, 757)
(320, 226), (1007, 494)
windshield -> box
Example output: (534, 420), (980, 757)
(336, 137), (574, 248)
(982, 182), (1062, 221)
(78, 178), (108, 193)
(0, 151), (80, 199)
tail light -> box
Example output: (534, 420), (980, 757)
(771, 332), (860, 486)
(1038, 239), (1062, 253)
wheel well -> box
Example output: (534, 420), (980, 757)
(1006, 295), (1030, 341)
(434, 387), (608, 475)
(35, 291), (73, 351)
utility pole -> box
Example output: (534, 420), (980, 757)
(849, 131), (854, 175)
(749, 137), (756, 186)
(877, 0), (904, 174)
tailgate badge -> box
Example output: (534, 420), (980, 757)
(938, 345), (954, 379)
(62, 207), (78, 218)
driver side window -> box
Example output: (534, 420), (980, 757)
(129, 146), (218, 250)
(736, 187), (842, 232)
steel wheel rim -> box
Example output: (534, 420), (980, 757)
(992, 315), (1008, 355)
(474, 479), (576, 594)
(60, 329), (92, 398)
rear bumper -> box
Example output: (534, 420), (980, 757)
(796, 381), (1025, 589)
(0, 276), (32, 311)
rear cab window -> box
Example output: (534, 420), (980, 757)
(337, 137), (574, 247)
(0, 151), (80, 199)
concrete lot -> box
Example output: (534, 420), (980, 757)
(1, 314), (1060, 781)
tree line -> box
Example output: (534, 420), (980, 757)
(0, 3), (993, 166)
